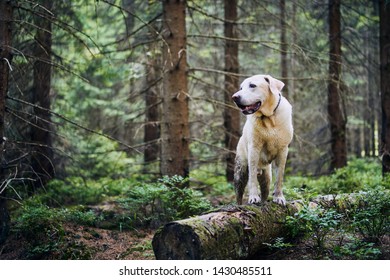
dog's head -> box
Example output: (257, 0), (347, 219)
(232, 75), (284, 117)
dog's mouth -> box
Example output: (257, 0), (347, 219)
(235, 101), (262, 115)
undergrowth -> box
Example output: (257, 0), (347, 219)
(284, 158), (389, 200)
(6, 158), (390, 259)
(279, 187), (389, 259)
(116, 175), (212, 229)
(8, 175), (212, 259)
(12, 202), (97, 259)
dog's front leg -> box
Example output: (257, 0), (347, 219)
(258, 164), (271, 202)
(273, 147), (288, 206)
(247, 146), (261, 204)
(234, 156), (248, 205)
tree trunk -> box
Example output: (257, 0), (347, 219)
(380, 0), (390, 174)
(31, 0), (54, 188)
(223, 0), (240, 182)
(364, 29), (374, 157)
(280, 0), (289, 99)
(356, 128), (362, 157)
(142, 11), (161, 172)
(152, 194), (363, 260)
(328, 0), (347, 170)
(0, 0), (13, 244)
(144, 52), (161, 169)
(290, 1), (297, 103)
(160, 0), (190, 178)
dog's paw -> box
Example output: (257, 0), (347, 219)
(273, 195), (286, 206)
(248, 195), (261, 204)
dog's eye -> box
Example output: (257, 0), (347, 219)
(249, 83), (256, 88)
(240, 87), (242, 90)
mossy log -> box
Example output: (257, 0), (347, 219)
(152, 202), (301, 260)
(152, 194), (361, 260)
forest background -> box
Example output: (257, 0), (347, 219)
(0, 0), (389, 260)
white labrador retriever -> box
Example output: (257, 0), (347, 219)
(232, 74), (293, 206)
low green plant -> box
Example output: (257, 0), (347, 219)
(263, 237), (294, 250)
(13, 204), (64, 244)
(118, 175), (212, 228)
(334, 239), (382, 260)
(284, 158), (388, 200)
(41, 176), (135, 206)
(12, 203), (64, 258)
(62, 207), (101, 226)
(351, 189), (390, 243)
(12, 201), (102, 259)
(286, 205), (343, 250)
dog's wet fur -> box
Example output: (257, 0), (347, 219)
(232, 75), (293, 206)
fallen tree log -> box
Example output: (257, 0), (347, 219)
(152, 202), (301, 260)
(152, 194), (362, 260)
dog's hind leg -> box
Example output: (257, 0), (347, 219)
(258, 164), (271, 203)
(234, 158), (248, 205)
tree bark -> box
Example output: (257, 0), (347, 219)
(31, 0), (54, 188)
(0, 0), (13, 244)
(143, 16), (161, 172)
(364, 29), (375, 157)
(223, 0), (240, 182)
(152, 194), (363, 260)
(328, 0), (347, 170)
(144, 52), (161, 169)
(380, 0), (390, 174)
(160, 0), (190, 178)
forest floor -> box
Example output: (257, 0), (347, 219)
(2, 221), (389, 260)
(1, 192), (389, 260)
(3, 159), (389, 260)
(0, 223), (156, 260)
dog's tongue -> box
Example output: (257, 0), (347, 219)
(244, 104), (257, 111)
(242, 102), (261, 115)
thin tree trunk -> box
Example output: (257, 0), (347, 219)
(223, 0), (240, 182)
(290, 1), (297, 103)
(353, 128), (362, 158)
(368, 65), (377, 157)
(380, 0), (390, 174)
(280, 0), (289, 99)
(366, 49), (375, 157)
(144, 52), (161, 170)
(328, 0), (347, 170)
(31, 0), (54, 188)
(364, 38), (371, 157)
(160, 0), (190, 178)
(141, 4), (161, 172)
(0, 0), (13, 244)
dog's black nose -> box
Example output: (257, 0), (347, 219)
(232, 95), (240, 104)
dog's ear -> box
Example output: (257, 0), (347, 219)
(265, 75), (284, 96)
(260, 75), (284, 117)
